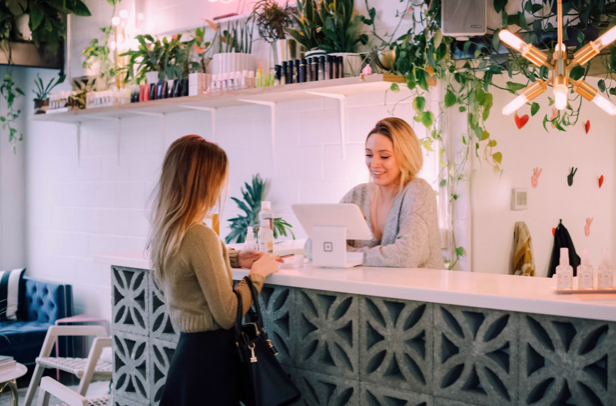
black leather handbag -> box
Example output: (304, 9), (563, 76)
(234, 277), (300, 406)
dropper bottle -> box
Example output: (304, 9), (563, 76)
(597, 248), (614, 289)
(556, 247), (573, 289)
(244, 226), (257, 251)
(577, 247), (594, 289)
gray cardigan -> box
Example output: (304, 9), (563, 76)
(305, 179), (444, 269)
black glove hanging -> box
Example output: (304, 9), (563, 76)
(548, 220), (581, 277)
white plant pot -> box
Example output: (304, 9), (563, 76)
(328, 53), (364, 77)
(212, 53), (255, 75)
(146, 71), (159, 84)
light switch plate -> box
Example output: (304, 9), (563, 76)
(512, 188), (528, 210)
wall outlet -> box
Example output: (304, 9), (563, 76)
(511, 188), (528, 211)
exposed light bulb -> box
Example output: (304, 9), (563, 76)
(598, 26), (616, 48)
(502, 94), (528, 115)
(554, 85), (568, 110)
(499, 30), (525, 52)
(592, 94), (616, 116)
(111, 16), (120, 26)
(119, 9), (128, 19)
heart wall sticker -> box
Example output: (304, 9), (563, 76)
(585, 120), (591, 134)
(515, 113), (529, 129)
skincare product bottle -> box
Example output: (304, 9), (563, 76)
(228, 72), (235, 90)
(281, 61), (288, 85)
(235, 71), (242, 90)
(556, 247), (573, 289)
(333, 56), (340, 79)
(294, 60), (300, 83)
(312, 58), (319, 81)
(248, 71), (255, 88)
(597, 248), (614, 289)
(338, 56), (344, 78)
(299, 58), (307, 83)
(241, 70), (248, 89)
(222, 73), (228, 92)
(577, 247), (594, 289)
(258, 219), (274, 254)
(245, 226), (258, 251)
(259, 201), (273, 230)
(319, 56), (326, 80)
(256, 63), (264, 88)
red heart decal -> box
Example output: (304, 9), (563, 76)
(599, 175), (604, 188)
(585, 120), (591, 134)
(515, 113), (529, 129)
(552, 228), (556, 237)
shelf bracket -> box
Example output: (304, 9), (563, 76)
(237, 99), (277, 155)
(307, 92), (348, 159)
(76, 122), (81, 167)
(179, 106), (217, 142)
(96, 117), (122, 164)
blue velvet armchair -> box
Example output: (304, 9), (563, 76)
(0, 278), (73, 365)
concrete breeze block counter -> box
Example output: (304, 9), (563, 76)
(96, 252), (616, 406)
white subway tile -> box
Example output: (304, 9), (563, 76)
(115, 182), (147, 209)
(298, 108), (341, 146)
(62, 232), (90, 258)
(323, 144), (367, 181)
(275, 146), (323, 181)
(300, 180), (351, 204)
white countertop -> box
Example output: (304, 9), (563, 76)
(95, 251), (616, 322)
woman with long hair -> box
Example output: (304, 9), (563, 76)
(148, 135), (281, 405)
(307, 117), (443, 269)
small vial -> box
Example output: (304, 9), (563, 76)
(338, 56), (344, 78)
(248, 71), (255, 88)
(320, 56), (327, 80)
(312, 58), (319, 81)
(299, 58), (307, 83)
(241, 70), (248, 89)
(294, 60), (300, 83)
(333, 56), (340, 79)
(235, 71), (242, 90)
(274, 65), (281, 86)
(327, 55), (334, 80)
(281, 61), (288, 85)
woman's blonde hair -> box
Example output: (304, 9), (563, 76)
(366, 117), (423, 191)
(148, 135), (229, 284)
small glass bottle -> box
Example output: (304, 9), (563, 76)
(312, 58), (319, 81)
(556, 247), (573, 289)
(597, 248), (614, 289)
(327, 55), (334, 80)
(245, 226), (258, 251)
(319, 56), (326, 81)
(274, 65), (281, 86)
(281, 61), (288, 85)
(338, 56), (345, 78)
(294, 60), (301, 83)
(299, 58), (307, 83)
(577, 248), (594, 289)
(333, 56), (340, 79)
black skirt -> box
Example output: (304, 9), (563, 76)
(160, 329), (241, 406)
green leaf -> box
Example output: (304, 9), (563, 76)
(6, 0), (27, 15)
(531, 102), (540, 116)
(493, 151), (503, 164)
(570, 65), (585, 81)
(439, 148), (446, 167)
(413, 96), (426, 113)
(531, 4), (543, 12)
(445, 90), (456, 108)
(421, 111), (435, 128)
(29, 3), (44, 30)
(421, 139), (434, 151)
(494, 0), (508, 13)
(481, 130), (490, 141)
(434, 30), (443, 48)
(475, 88), (486, 105)
(598, 79), (606, 92)
(459, 106), (467, 112)
(506, 82), (526, 93)
(390, 83), (400, 93)
(492, 30), (501, 50)
(439, 179), (447, 187)
(488, 140), (497, 147)
(518, 12), (530, 31)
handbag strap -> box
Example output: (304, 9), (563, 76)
(243, 276), (265, 331)
(234, 289), (244, 361)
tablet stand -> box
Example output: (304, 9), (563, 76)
(312, 226), (363, 268)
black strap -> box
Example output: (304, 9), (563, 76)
(243, 277), (264, 331)
(234, 289), (244, 362)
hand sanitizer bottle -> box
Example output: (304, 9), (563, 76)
(258, 220), (274, 254)
(577, 247), (594, 289)
(556, 247), (573, 289)
(244, 226), (257, 251)
(259, 201), (273, 231)
(597, 248), (614, 289)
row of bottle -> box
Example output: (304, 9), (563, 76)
(556, 247), (614, 289)
(277, 55), (345, 85)
(245, 201), (274, 254)
(86, 89), (131, 108)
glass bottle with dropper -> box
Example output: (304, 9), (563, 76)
(244, 226), (258, 251)
(556, 247), (573, 289)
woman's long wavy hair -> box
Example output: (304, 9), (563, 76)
(366, 117), (423, 192)
(148, 135), (229, 285)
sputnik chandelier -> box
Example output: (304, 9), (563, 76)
(499, 0), (616, 116)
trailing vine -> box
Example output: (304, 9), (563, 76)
(0, 72), (24, 154)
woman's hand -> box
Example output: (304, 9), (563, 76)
(238, 248), (283, 269)
(250, 254), (280, 278)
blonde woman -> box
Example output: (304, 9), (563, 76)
(148, 135), (281, 406)
(308, 118), (443, 269)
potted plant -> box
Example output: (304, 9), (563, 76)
(286, 0), (325, 56)
(32, 73), (65, 114)
(225, 174), (294, 244)
(251, 0), (294, 64)
(212, 19), (256, 76)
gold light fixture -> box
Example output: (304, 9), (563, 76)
(499, 0), (616, 116)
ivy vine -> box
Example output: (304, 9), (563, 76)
(0, 72), (24, 155)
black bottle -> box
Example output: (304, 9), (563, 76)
(299, 59), (307, 83)
(319, 56), (326, 80)
(293, 60), (300, 83)
(312, 58), (319, 81)
(338, 56), (344, 78)
(282, 61), (289, 85)
(275, 65), (282, 85)
(327, 55), (334, 80)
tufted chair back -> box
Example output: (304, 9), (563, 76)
(19, 278), (73, 323)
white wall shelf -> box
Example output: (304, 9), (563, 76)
(30, 74), (405, 124)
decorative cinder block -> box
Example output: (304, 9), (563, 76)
(294, 288), (359, 379)
(112, 267), (149, 336)
(433, 304), (519, 406)
(113, 331), (149, 404)
(360, 382), (433, 406)
(294, 369), (360, 406)
(149, 337), (177, 406)
(359, 297), (433, 394)
(258, 284), (296, 367)
(149, 275), (179, 343)
(433, 397), (480, 406)
(111, 395), (147, 406)
(518, 313), (616, 406)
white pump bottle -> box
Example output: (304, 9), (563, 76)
(556, 247), (573, 289)
(597, 248), (614, 289)
(577, 248), (594, 289)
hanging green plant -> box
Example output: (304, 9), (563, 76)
(0, 72), (24, 154)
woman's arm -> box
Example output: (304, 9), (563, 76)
(184, 227), (263, 330)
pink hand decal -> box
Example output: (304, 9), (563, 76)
(585, 217), (593, 237)
(531, 168), (542, 189)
